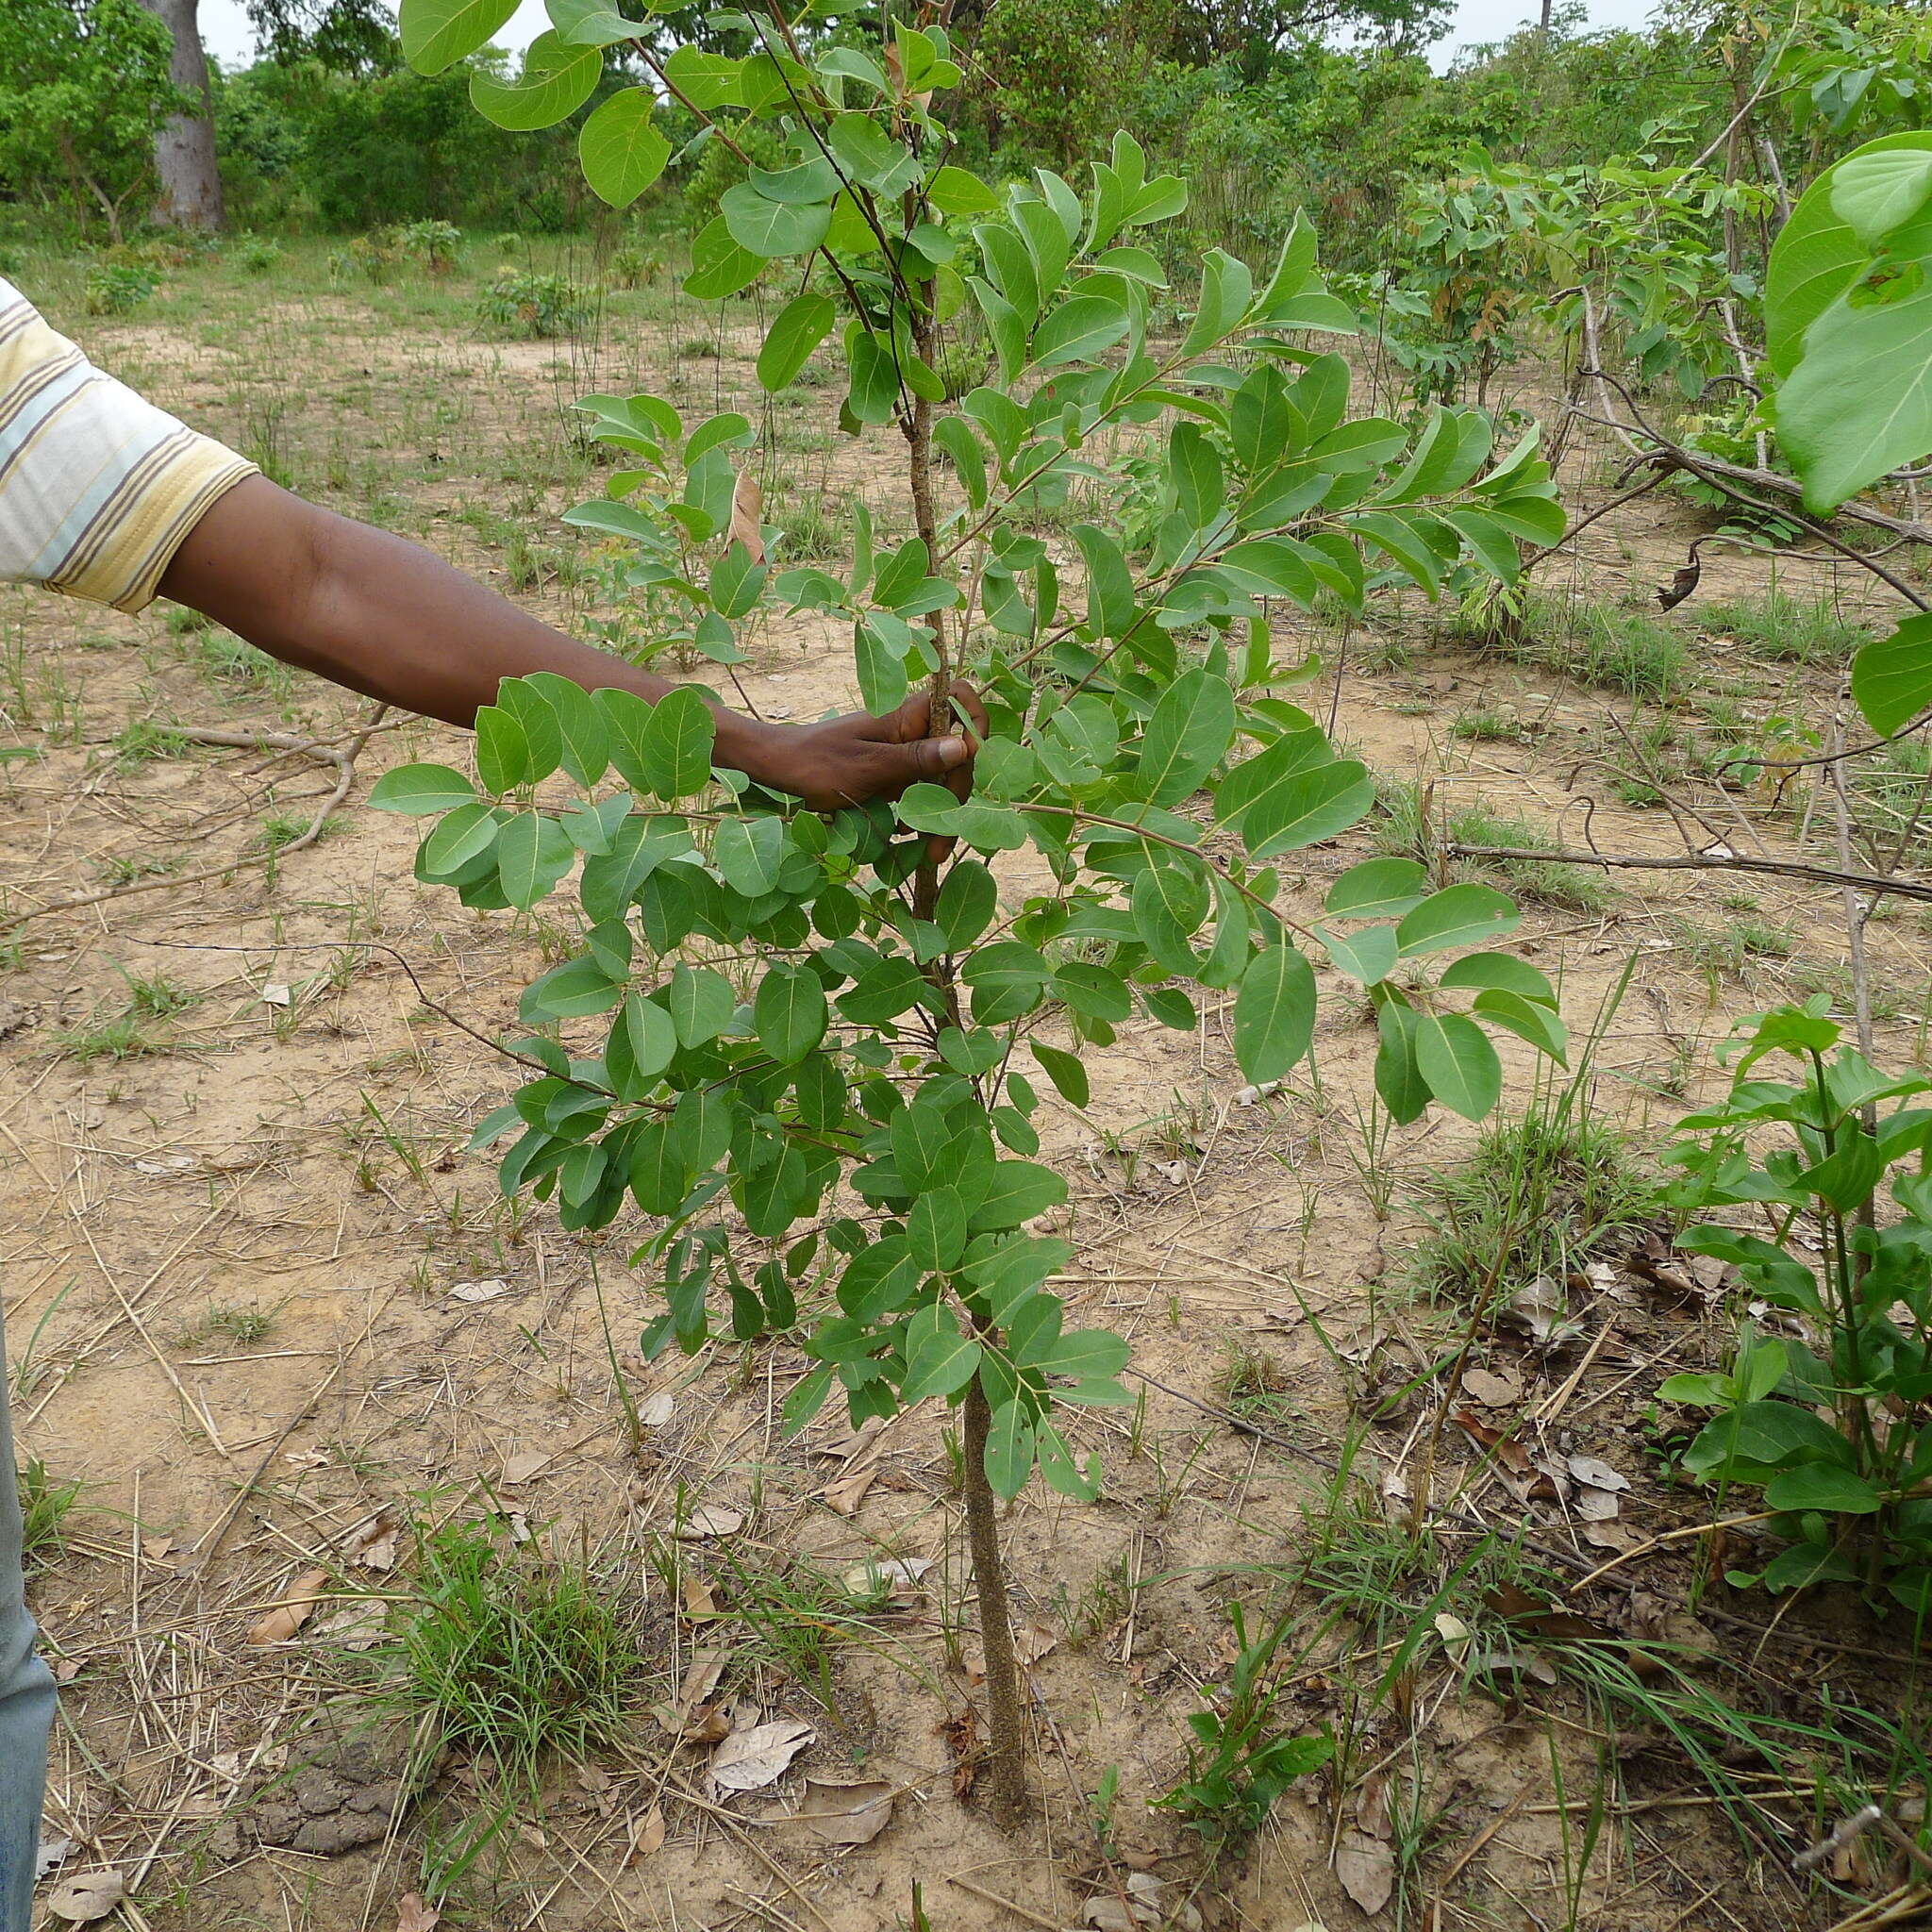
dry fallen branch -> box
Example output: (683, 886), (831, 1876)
(1441, 841), (1932, 906)
(2, 706), (387, 931)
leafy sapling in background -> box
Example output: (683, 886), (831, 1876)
(1661, 1000), (1932, 1609)
(385, 0), (1569, 1824)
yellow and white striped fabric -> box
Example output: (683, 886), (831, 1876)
(0, 277), (256, 615)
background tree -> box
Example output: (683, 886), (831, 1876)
(0, 0), (186, 241)
(137, 0), (226, 228)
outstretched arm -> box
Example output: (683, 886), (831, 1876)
(158, 475), (983, 810)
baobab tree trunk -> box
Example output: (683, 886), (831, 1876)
(139, 0), (225, 230)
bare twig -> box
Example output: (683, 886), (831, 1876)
(1442, 840), (1932, 905)
(2, 706), (387, 930)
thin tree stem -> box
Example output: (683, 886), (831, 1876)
(961, 1374), (1028, 1824)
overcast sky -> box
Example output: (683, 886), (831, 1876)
(193, 0), (1659, 75)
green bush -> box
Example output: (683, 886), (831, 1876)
(1662, 1003), (1932, 1612)
(83, 260), (158, 315)
(478, 268), (589, 339)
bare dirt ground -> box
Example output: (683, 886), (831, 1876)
(4, 247), (1929, 1932)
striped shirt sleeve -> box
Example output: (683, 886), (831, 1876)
(0, 277), (257, 616)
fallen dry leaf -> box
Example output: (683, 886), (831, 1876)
(1015, 1615), (1060, 1665)
(1500, 1275), (1584, 1350)
(627, 1804), (666, 1865)
(799, 1777), (894, 1844)
(259, 981), (292, 1008)
(394, 1894), (440, 1932)
(35, 1838), (75, 1880)
(312, 1601), (390, 1651)
(448, 1278), (508, 1304)
(1582, 1519), (1637, 1551)
(820, 1456), (882, 1518)
(1335, 1828), (1394, 1915)
(46, 1870), (125, 1925)
(711, 1718), (814, 1793)
(638, 1391), (675, 1428)
(246, 1566), (330, 1645)
(1462, 1366), (1522, 1408)
(666, 1648), (727, 1731)
(673, 1504), (745, 1539)
(682, 1572), (727, 1622)
(500, 1451), (551, 1487)
(342, 1508), (402, 1573)
(1574, 1485), (1622, 1523)
(1567, 1454), (1628, 1491)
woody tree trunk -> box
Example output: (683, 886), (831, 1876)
(139, 0), (225, 230)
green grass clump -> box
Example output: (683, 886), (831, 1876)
(1694, 590), (1871, 666)
(1410, 1100), (1657, 1305)
(1464, 592), (1687, 703)
(1374, 782), (1611, 914)
(1665, 915), (1793, 974)
(187, 629), (294, 696)
(375, 1519), (642, 1790)
(19, 1457), (83, 1571)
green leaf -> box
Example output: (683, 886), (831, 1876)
(369, 763), (476, 814)
(1241, 758), (1374, 859)
(1369, 999), (1426, 1124)
(470, 30), (601, 130)
(1325, 857), (1427, 919)
(709, 540), (766, 621)
(1132, 858), (1209, 974)
(1472, 988), (1568, 1064)
(1768, 133), (1932, 375)
(1851, 613), (1932, 734)
(399, 0), (518, 73)
(908, 1187), (967, 1272)
(1031, 293), (1129, 369)
(421, 801), (501, 875)
(1764, 1463), (1882, 1514)
(657, 968), (731, 1053)
(475, 705), (531, 792)
(496, 813), (576, 908)
(1031, 1040), (1090, 1108)
(971, 1159), (1067, 1230)
(1136, 668), (1236, 808)
(1831, 149), (1932, 249)
(755, 963), (827, 1065)
(1321, 923), (1396, 986)
(1438, 951), (1557, 1008)
(1683, 1399), (1854, 1476)
(1413, 1011), (1502, 1121)
(578, 88), (668, 207)
(721, 184), (831, 259)
(684, 216), (763, 301)
(934, 859), (996, 951)
(984, 1400), (1035, 1499)
(928, 165), (999, 215)
(1778, 272), (1932, 514)
(1233, 944), (1315, 1085)
(520, 956), (621, 1022)
(854, 619), (910, 717)
(901, 1317), (981, 1406)
(1035, 1329), (1132, 1381)
(1395, 883), (1519, 957)
(713, 815), (785, 896)
(662, 45), (742, 109)
(638, 686), (717, 799)
(758, 291), (837, 392)
(521, 672), (608, 786)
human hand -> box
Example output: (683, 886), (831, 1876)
(741, 680), (990, 813)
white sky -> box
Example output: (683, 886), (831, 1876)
(194, 0), (1659, 75)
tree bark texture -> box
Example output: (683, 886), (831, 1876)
(140, 0), (225, 230)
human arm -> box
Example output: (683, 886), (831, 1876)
(157, 475), (984, 810)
